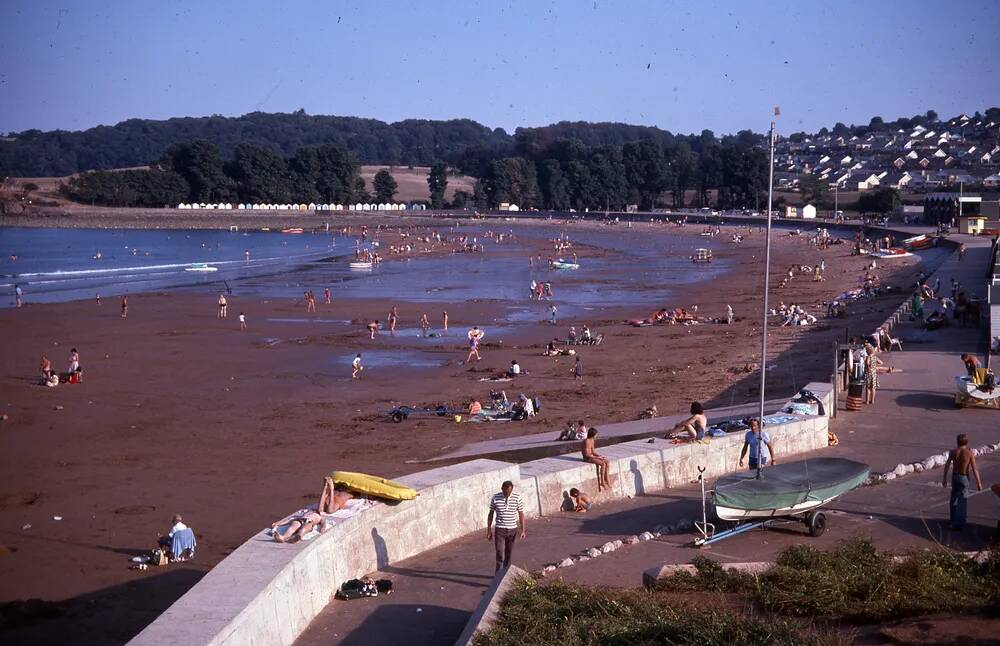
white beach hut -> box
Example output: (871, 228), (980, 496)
(801, 204), (817, 219)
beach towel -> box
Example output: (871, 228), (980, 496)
(267, 499), (375, 541)
(170, 528), (197, 560)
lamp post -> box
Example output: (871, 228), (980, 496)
(757, 106), (779, 479)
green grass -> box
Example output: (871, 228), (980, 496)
(474, 541), (1000, 646)
(656, 539), (1000, 622)
(473, 578), (847, 646)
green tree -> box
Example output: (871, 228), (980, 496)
(484, 157), (540, 208)
(427, 161), (448, 209)
(451, 190), (470, 209)
(868, 116), (885, 131)
(163, 140), (234, 202)
(538, 159), (571, 210)
(925, 109), (938, 122)
(857, 187), (900, 214)
(227, 143), (293, 203)
(622, 141), (669, 209)
(799, 174), (830, 208)
(472, 179), (488, 209)
(373, 169), (398, 203)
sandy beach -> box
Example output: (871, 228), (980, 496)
(0, 218), (925, 643)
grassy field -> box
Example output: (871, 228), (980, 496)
(359, 165), (475, 203)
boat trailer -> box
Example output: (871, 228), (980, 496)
(693, 466), (828, 547)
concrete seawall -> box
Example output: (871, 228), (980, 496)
(130, 383), (832, 645)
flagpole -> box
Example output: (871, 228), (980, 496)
(757, 107), (778, 480)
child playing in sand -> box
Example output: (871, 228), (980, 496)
(239, 312), (246, 330)
(352, 354), (363, 379)
(569, 488), (591, 512)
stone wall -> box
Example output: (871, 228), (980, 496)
(130, 384), (831, 646)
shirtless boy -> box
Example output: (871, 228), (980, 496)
(582, 428), (612, 491)
(942, 434), (983, 530)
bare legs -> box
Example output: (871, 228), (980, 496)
(585, 457), (613, 491)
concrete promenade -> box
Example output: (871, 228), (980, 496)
(297, 232), (1000, 646)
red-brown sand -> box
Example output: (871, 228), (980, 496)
(0, 220), (922, 643)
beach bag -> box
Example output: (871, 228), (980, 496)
(148, 548), (169, 566)
(335, 578), (378, 600)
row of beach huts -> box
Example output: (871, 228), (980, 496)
(176, 203), (428, 211)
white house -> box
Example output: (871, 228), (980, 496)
(801, 204), (817, 219)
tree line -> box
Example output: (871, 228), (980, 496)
(59, 133), (772, 211)
(59, 141), (456, 208)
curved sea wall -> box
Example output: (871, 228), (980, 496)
(130, 382), (832, 646)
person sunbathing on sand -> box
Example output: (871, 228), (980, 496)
(271, 510), (326, 543)
(318, 479), (355, 514)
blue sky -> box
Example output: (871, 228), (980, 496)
(1, 0), (997, 136)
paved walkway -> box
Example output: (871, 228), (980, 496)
(297, 233), (1000, 646)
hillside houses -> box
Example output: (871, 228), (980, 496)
(779, 111), (1000, 193)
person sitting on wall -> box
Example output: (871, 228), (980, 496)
(665, 402), (708, 442)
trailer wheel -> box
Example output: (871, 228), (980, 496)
(807, 511), (827, 537)
(391, 412), (404, 423)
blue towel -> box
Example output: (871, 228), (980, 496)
(171, 528), (197, 560)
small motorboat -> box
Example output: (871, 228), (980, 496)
(184, 263), (218, 272)
(691, 248), (713, 263)
(551, 259), (579, 270)
(349, 261), (373, 270)
(901, 234), (934, 251)
(873, 248), (913, 259)
(281, 228), (304, 234)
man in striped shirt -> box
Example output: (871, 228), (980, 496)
(486, 481), (526, 572)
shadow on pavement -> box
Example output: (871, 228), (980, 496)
(893, 392), (958, 410)
(377, 564), (494, 589)
(0, 567), (203, 646)
(578, 496), (701, 536)
(337, 604), (470, 646)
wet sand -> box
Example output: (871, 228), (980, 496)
(0, 221), (925, 643)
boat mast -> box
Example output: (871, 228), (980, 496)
(757, 107), (778, 480)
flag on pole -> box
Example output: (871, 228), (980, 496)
(774, 106), (781, 116)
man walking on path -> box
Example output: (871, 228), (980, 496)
(942, 434), (983, 530)
(486, 481), (525, 572)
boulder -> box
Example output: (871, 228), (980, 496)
(638, 531), (654, 541)
(611, 539), (624, 549)
(921, 458), (936, 471)
(577, 555), (591, 562)
(585, 547), (602, 559)
(542, 564), (557, 573)
(912, 463), (924, 473)
(624, 535), (640, 545)
(903, 463), (915, 475)
(600, 541), (617, 554)
(893, 464), (908, 477)
(883, 472), (896, 481)
(557, 557), (575, 568)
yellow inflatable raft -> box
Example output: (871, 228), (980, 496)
(328, 471), (418, 501)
